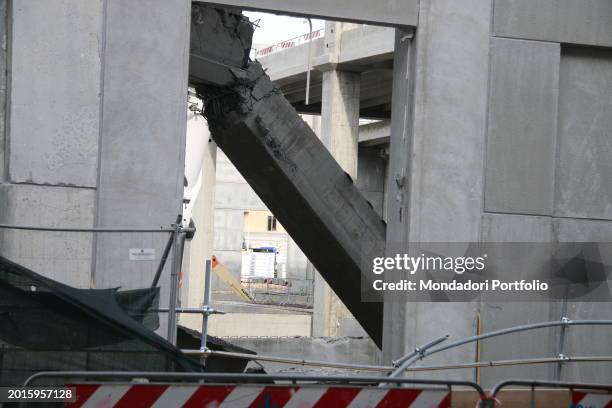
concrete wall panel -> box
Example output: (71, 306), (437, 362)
(554, 218), (612, 383)
(555, 47), (612, 220)
(485, 38), (560, 215)
(0, 184), (94, 288)
(9, 0), (102, 187)
(479, 213), (556, 385)
(494, 0), (612, 47)
(555, 218), (612, 243)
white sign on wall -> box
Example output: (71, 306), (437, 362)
(129, 248), (156, 261)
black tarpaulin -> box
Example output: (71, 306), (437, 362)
(0, 256), (203, 385)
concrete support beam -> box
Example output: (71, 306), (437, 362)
(359, 121), (390, 147)
(200, 0), (419, 27)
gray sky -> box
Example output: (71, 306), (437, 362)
(244, 11), (325, 47)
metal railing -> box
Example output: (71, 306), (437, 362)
(253, 29), (323, 58)
(479, 379), (612, 407)
(389, 318), (612, 373)
(22, 372), (486, 398)
(179, 349), (612, 376)
(489, 379), (612, 397)
(240, 276), (314, 307)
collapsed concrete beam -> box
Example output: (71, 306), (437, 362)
(189, 5), (386, 346)
(189, 4), (253, 87)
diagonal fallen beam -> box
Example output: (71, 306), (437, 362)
(189, 4), (385, 346)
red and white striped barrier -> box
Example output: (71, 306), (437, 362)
(67, 384), (450, 408)
(572, 391), (612, 408)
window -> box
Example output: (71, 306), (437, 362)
(267, 215), (277, 231)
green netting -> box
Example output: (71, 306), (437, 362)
(0, 256), (203, 386)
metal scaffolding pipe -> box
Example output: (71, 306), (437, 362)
(182, 349), (612, 374)
(167, 231), (187, 345)
(412, 319), (612, 368)
(23, 372), (486, 397)
(183, 349), (391, 372)
(200, 259), (213, 366)
(0, 224), (194, 233)
(489, 379), (612, 399)
(389, 334), (449, 378)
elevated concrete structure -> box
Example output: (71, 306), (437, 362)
(259, 25), (395, 119)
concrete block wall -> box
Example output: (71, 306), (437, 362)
(384, 0), (612, 385)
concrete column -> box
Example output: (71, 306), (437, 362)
(383, 0), (492, 378)
(89, 0), (191, 338)
(320, 70), (361, 178)
(312, 22), (362, 338)
(180, 122), (217, 331)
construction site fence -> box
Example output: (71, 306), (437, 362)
(240, 276), (314, 307)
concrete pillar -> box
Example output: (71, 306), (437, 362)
(180, 119), (217, 331)
(383, 0), (492, 378)
(312, 21), (362, 338)
(320, 70), (361, 178)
